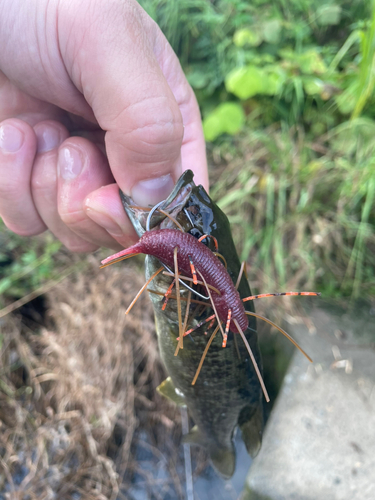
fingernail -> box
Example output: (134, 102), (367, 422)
(131, 174), (174, 206)
(0, 123), (25, 153)
(35, 124), (62, 153)
(58, 146), (83, 180)
(85, 205), (124, 237)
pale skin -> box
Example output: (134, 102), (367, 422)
(0, 0), (208, 252)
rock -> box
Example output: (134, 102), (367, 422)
(243, 301), (375, 500)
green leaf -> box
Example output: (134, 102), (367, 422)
(298, 50), (327, 75)
(225, 66), (265, 99)
(264, 66), (286, 95)
(0, 277), (12, 295)
(203, 102), (245, 141)
(226, 65), (284, 99)
(47, 241), (62, 255)
(186, 69), (210, 90)
(262, 19), (282, 44)
(21, 250), (37, 265)
(303, 77), (325, 96)
(329, 118), (375, 157)
(316, 5), (342, 27)
(233, 28), (262, 47)
(225, 66), (264, 99)
(335, 82), (359, 114)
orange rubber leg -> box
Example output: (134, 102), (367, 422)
(222, 309), (232, 348)
(188, 255), (198, 285)
(162, 279), (176, 311)
(198, 234), (219, 251)
(242, 291), (321, 303)
(177, 313), (216, 339)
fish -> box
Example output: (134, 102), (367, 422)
(117, 170), (264, 479)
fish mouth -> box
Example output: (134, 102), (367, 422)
(119, 170), (196, 237)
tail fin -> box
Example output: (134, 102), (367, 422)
(183, 425), (236, 479)
(239, 404), (263, 458)
(209, 442), (236, 479)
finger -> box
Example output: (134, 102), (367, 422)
(0, 71), (66, 125)
(1, 0), (208, 204)
(31, 120), (95, 252)
(152, 29), (208, 191)
(0, 118), (46, 235)
(59, 1), (202, 205)
(84, 183), (139, 248)
(56, 136), (123, 251)
(0, 11), (95, 122)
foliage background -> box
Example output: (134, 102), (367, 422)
(2, 0), (375, 305)
(139, 0), (375, 300)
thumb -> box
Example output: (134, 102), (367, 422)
(59, 0), (206, 205)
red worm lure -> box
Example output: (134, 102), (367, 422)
(101, 226), (320, 401)
(102, 229), (248, 334)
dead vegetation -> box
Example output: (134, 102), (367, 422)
(0, 256), (206, 499)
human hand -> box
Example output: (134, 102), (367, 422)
(0, 0), (208, 252)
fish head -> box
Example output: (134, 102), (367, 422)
(120, 170), (196, 237)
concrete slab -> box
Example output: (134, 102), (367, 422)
(243, 301), (375, 500)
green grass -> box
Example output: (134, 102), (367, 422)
(1, 0), (374, 307)
(209, 120), (375, 299)
(0, 221), (83, 313)
(352, 1), (375, 118)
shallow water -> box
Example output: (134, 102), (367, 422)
(126, 429), (252, 500)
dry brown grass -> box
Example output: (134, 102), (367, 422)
(0, 255), (203, 499)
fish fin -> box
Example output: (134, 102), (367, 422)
(209, 442), (236, 479)
(182, 424), (201, 445)
(239, 404), (263, 458)
(157, 377), (186, 406)
(183, 426), (236, 479)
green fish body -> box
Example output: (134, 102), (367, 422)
(120, 170), (263, 478)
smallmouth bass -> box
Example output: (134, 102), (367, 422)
(108, 170), (264, 478)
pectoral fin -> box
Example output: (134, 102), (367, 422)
(239, 404), (263, 458)
(157, 377), (186, 406)
(182, 424), (201, 445)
